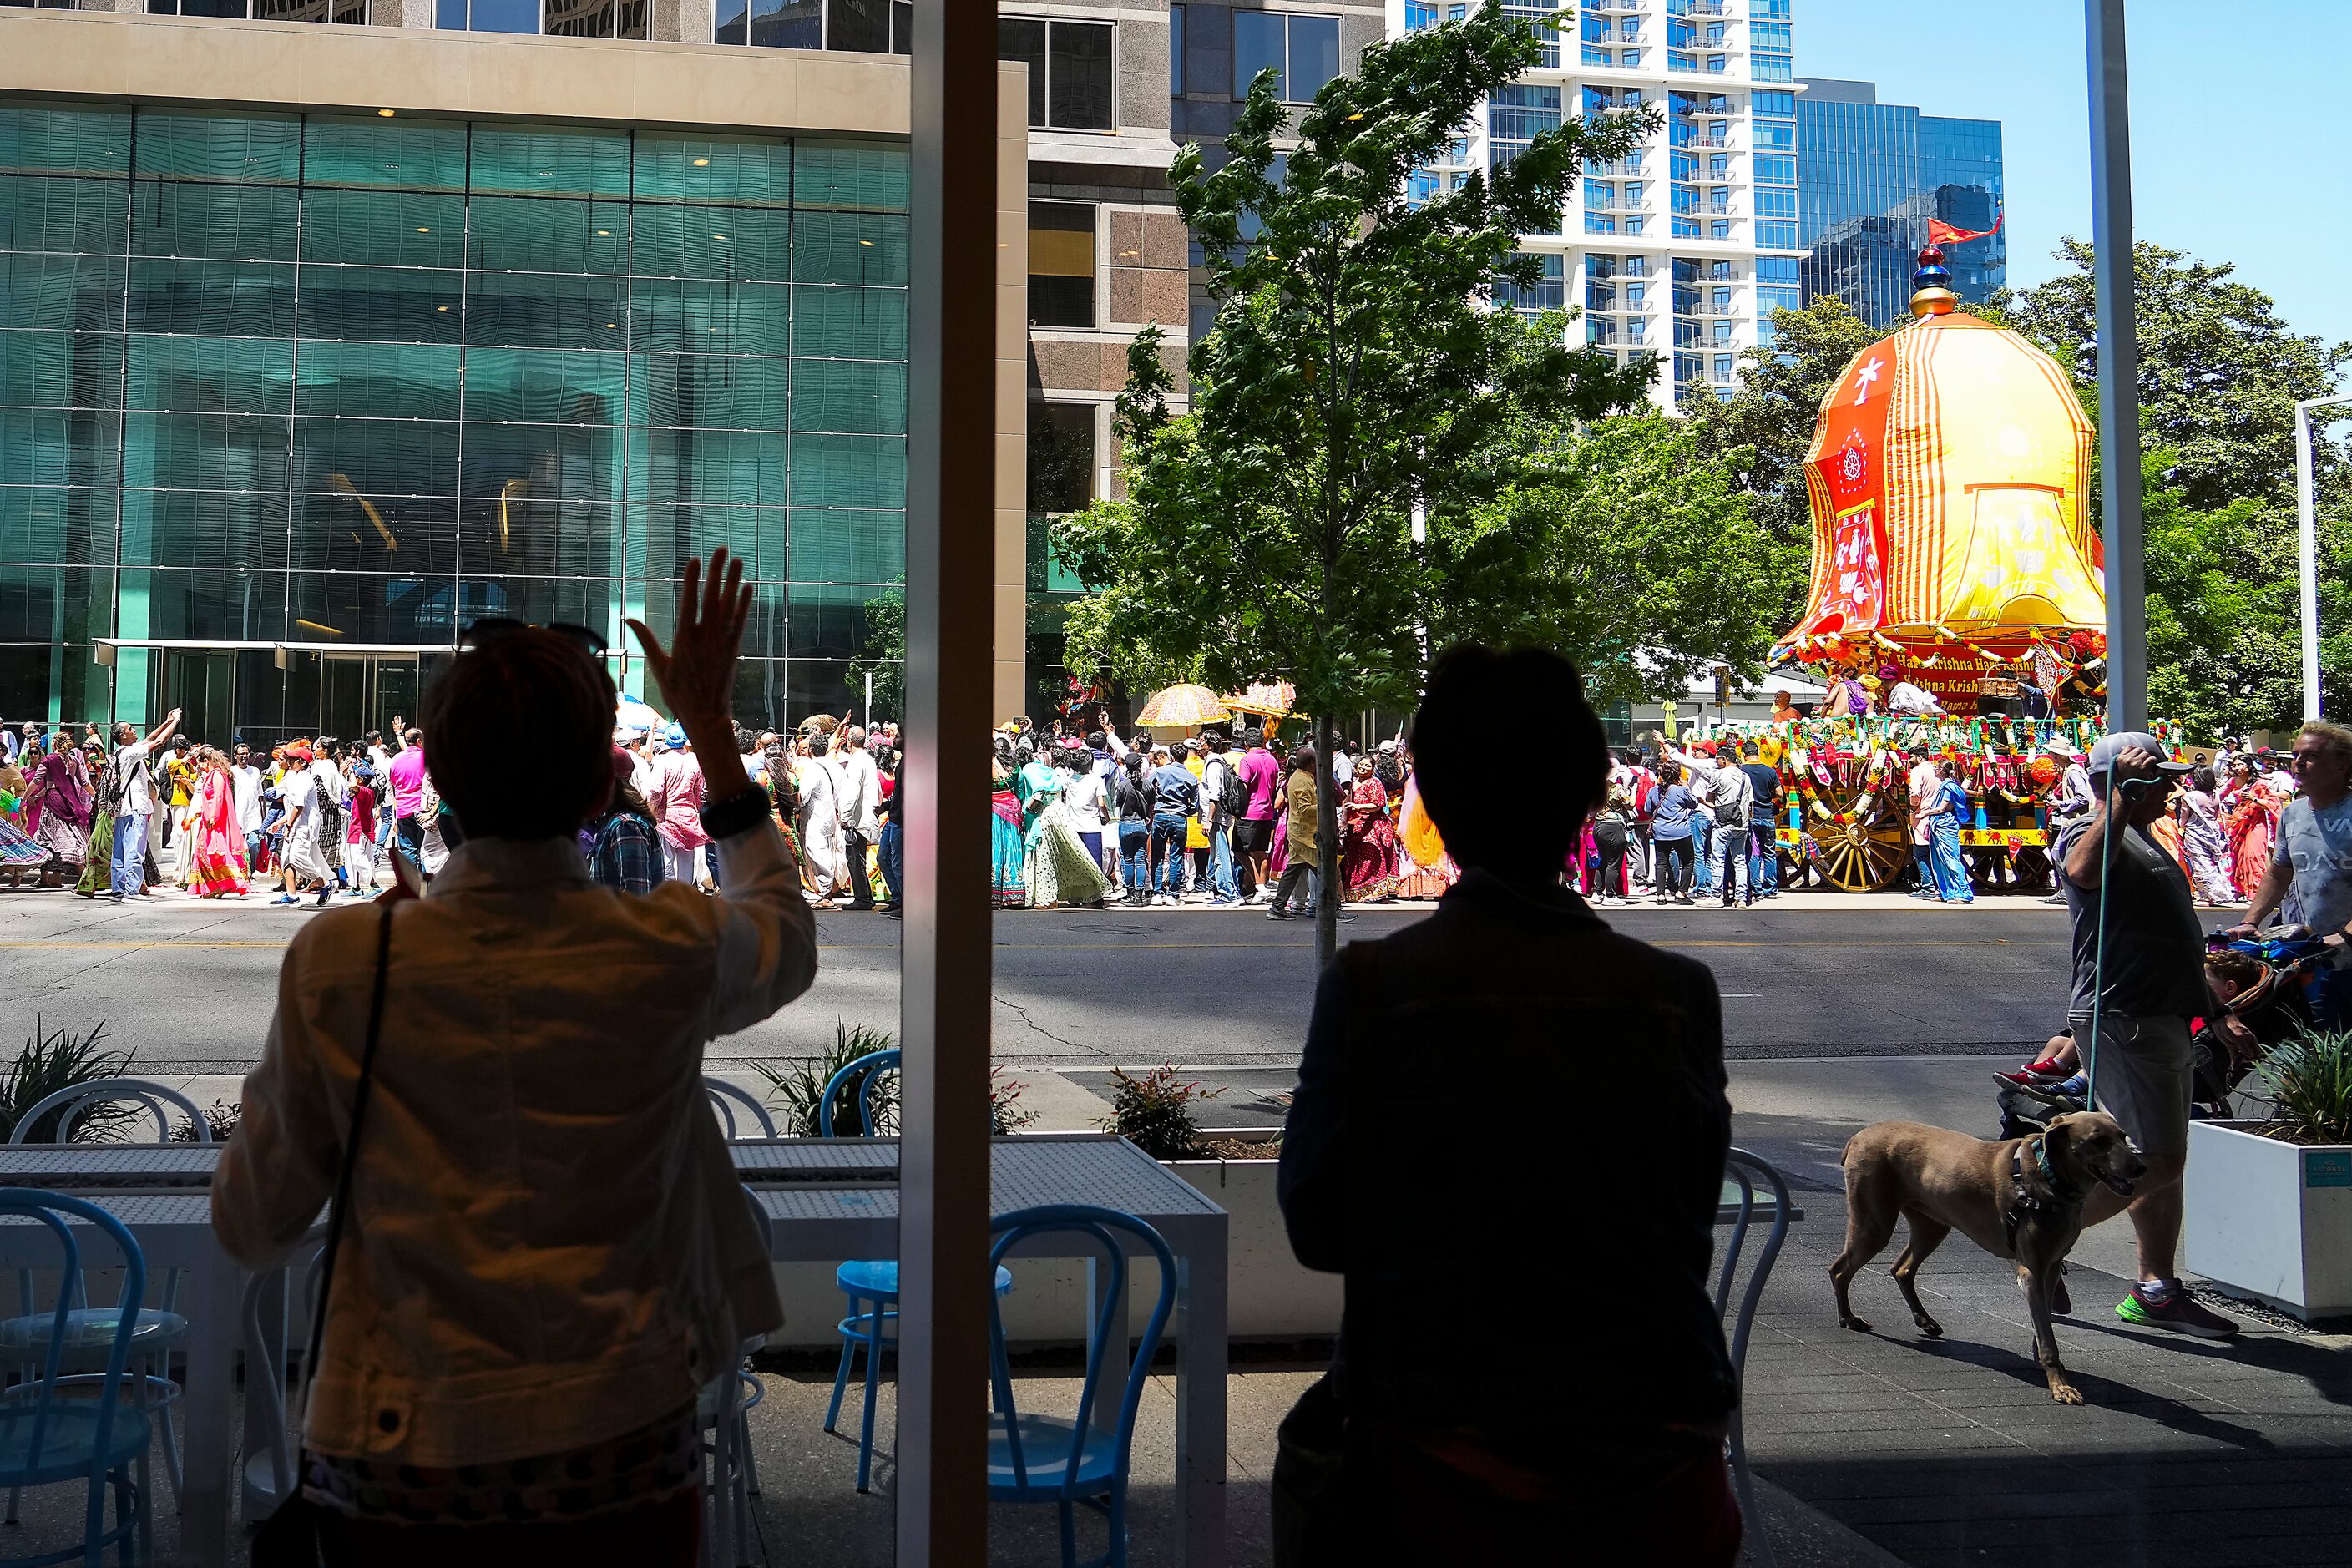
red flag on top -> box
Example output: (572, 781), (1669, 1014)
(1926, 210), (2003, 246)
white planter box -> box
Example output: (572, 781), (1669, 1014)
(763, 1150), (1340, 1348)
(2183, 1120), (2352, 1319)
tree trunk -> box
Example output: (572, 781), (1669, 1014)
(1315, 711), (1342, 963)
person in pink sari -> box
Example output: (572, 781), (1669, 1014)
(2219, 756), (2279, 903)
(185, 747), (250, 898)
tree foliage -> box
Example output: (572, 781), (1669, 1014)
(846, 577), (904, 721)
(1054, 4), (1655, 954)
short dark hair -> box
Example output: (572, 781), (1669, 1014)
(420, 629), (615, 838)
(113, 721), (136, 745)
(403, 728), (422, 746)
(1413, 646), (1606, 880)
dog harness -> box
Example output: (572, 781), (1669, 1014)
(2004, 1136), (2083, 1252)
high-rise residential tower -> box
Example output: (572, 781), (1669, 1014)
(1399, 0), (1805, 410)
(1797, 77), (2004, 329)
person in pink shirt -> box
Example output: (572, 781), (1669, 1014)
(1234, 729), (1282, 903)
(647, 724), (709, 886)
(387, 728), (430, 862)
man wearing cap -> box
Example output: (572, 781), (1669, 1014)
(2056, 732), (2241, 1340)
(2233, 721), (2352, 984)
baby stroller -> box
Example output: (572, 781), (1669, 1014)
(1995, 932), (2333, 1141)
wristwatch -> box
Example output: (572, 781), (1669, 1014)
(701, 786), (771, 842)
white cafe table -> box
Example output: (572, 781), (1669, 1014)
(0, 1135), (1233, 1568)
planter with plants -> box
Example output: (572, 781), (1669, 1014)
(2183, 1028), (2352, 1320)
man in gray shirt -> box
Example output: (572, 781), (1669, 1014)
(2056, 731), (2238, 1340)
(2237, 720), (2352, 947)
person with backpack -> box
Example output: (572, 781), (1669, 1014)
(1669, 742), (1753, 908)
(1738, 741), (1784, 901)
(1113, 751), (1154, 904)
(1199, 731), (1243, 906)
(104, 708), (180, 903)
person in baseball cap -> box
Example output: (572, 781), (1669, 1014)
(2085, 731), (2193, 793)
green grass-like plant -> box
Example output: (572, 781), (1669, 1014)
(755, 1022), (900, 1137)
(2256, 1029), (2352, 1146)
(1, 1019), (139, 1144)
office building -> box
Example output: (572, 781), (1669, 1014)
(1797, 76), (2003, 329)
(0, 4), (1038, 738)
(1399, 0), (1806, 410)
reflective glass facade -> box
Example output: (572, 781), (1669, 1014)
(0, 103), (908, 738)
(1797, 83), (2004, 330)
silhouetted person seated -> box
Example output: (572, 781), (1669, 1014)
(214, 551), (814, 1566)
(1277, 644), (1741, 1565)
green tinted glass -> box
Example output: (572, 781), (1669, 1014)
(128, 258), (296, 338)
(125, 335), (291, 415)
(468, 195), (630, 276)
(0, 175), (130, 256)
(787, 508), (903, 584)
(297, 266), (463, 344)
(790, 359), (904, 435)
(787, 434), (903, 509)
(304, 116), (468, 192)
(121, 412), (293, 493)
(464, 271), (630, 349)
(120, 488), (289, 573)
(459, 422), (623, 501)
(0, 254), (128, 335)
(626, 428), (790, 505)
(631, 204), (792, 282)
(471, 125), (630, 198)
(299, 189), (466, 269)
(460, 346), (625, 425)
(792, 141), (909, 213)
(0, 486), (116, 568)
(289, 492), (455, 578)
(0, 409), (119, 488)
(132, 180), (297, 260)
(627, 353), (790, 430)
(0, 104), (131, 179)
(635, 134), (791, 206)
(292, 341), (462, 421)
(131, 111), (300, 183)
(625, 503), (784, 581)
(791, 211), (907, 286)
(293, 417), (461, 498)
(0, 331), (124, 411)
(629, 279), (792, 357)
(788, 284), (903, 360)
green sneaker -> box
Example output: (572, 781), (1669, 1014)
(2116, 1282), (2240, 1339)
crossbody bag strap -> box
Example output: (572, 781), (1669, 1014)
(293, 902), (396, 1459)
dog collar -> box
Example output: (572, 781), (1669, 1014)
(2031, 1135), (2081, 1201)
(2005, 1137), (2082, 1252)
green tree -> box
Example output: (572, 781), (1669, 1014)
(1428, 413), (1783, 706)
(1055, 3), (1652, 958)
(846, 577), (903, 721)
(1684, 295), (1875, 559)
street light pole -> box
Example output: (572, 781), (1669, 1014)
(2086, 0), (2146, 730)
(2295, 392), (2352, 720)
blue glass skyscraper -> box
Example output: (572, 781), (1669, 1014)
(1796, 78), (2004, 329)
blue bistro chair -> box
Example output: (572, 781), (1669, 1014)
(816, 1050), (1013, 1494)
(1, 1080), (207, 1523)
(1718, 1150), (1794, 1568)
(0, 1191), (153, 1568)
(987, 1206), (1176, 1568)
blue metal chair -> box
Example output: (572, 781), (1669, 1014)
(0, 1191), (152, 1567)
(1, 1080), (205, 1522)
(1719, 1150), (1793, 1568)
(817, 1050), (1012, 1494)
(986, 1205), (1176, 1568)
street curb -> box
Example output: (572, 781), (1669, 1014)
(1749, 1475), (1914, 1568)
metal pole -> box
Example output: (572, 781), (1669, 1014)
(2086, 0), (2146, 731)
(2294, 393), (2352, 720)
(898, 9), (996, 1565)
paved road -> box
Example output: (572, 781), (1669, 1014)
(0, 886), (2072, 1080)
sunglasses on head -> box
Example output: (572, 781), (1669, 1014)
(458, 618), (609, 659)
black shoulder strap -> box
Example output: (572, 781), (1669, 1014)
(297, 902), (395, 1417)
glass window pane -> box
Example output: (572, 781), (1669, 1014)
(1026, 202), (1093, 328)
(128, 258), (295, 338)
(130, 110), (299, 182)
(1288, 15), (1339, 101)
(714, 0), (749, 43)
(0, 175), (130, 256)
(297, 189), (465, 268)
(297, 265), (463, 344)
(0, 409), (120, 488)
(460, 422), (622, 500)
(744, 0), (818, 47)
(0, 104), (132, 179)
(631, 279), (793, 357)
(455, 496), (620, 577)
(999, 18), (1047, 128)
(0, 330), (124, 411)
(1232, 10), (1285, 99)
(0, 486), (114, 569)
(470, 125), (630, 198)
(787, 433), (901, 509)
(125, 334), (290, 415)
(286, 569), (458, 644)
(122, 567), (294, 642)
(456, 574), (620, 629)
(291, 491), (456, 576)
(1047, 22), (1113, 130)
(303, 115), (468, 192)
(790, 140), (907, 213)
(120, 488), (287, 573)
(788, 284), (903, 360)
(632, 203), (792, 281)
(635, 134), (792, 206)
(786, 508), (901, 584)
(789, 210), (906, 286)
(292, 341), (462, 421)
(0, 254), (126, 335)
(626, 427), (789, 504)
(466, 0), (540, 32)
(1170, 4), (1184, 95)
(468, 194), (630, 276)
(465, 271), (629, 348)
(460, 346), (625, 424)
(122, 412), (292, 491)
(625, 503), (784, 582)
(790, 358), (903, 435)
(827, 0), (888, 52)
(293, 417), (461, 498)
(628, 352), (789, 429)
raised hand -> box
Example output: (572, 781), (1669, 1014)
(626, 549), (751, 747)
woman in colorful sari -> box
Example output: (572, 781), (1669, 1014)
(74, 738), (114, 898)
(1925, 761), (1975, 903)
(1340, 755), (1399, 902)
(185, 746), (250, 898)
(990, 733), (1027, 908)
(1391, 768), (1460, 900)
(1018, 743), (1110, 909)
(2174, 764), (2237, 906)
(0, 760), (43, 875)
(2220, 756), (2279, 903)
(24, 735), (93, 875)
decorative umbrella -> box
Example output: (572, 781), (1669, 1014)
(615, 693), (663, 736)
(1218, 680), (1296, 719)
(1133, 685), (1230, 730)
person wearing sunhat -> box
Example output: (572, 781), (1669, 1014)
(2053, 731), (2241, 1340)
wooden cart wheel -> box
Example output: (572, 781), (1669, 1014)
(2011, 844), (2055, 895)
(1811, 794), (1909, 893)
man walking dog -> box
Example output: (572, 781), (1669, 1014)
(2055, 731), (2239, 1340)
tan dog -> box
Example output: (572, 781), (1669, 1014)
(1830, 1112), (2146, 1404)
